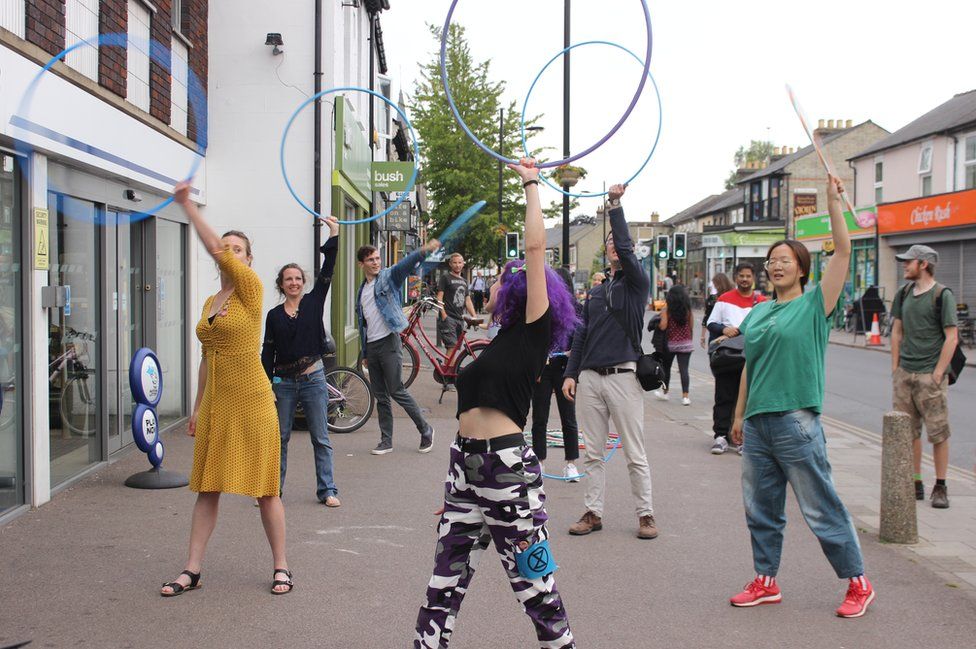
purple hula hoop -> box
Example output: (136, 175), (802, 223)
(439, 0), (652, 169)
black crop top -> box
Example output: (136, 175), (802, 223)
(456, 307), (552, 429)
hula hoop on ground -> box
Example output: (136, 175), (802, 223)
(439, 0), (653, 168)
(12, 33), (206, 223)
(537, 432), (623, 482)
(521, 41), (663, 199)
(280, 87), (420, 225)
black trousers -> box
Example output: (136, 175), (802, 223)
(530, 356), (579, 462)
(712, 366), (743, 440)
(661, 351), (691, 394)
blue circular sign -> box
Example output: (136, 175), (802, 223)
(129, 348), (162, 407)
(148, 440), (165, 468)
(132, 403), (159, 453)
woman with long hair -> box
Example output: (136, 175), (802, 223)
(701, 273), (734, 348)
(729, 175), (875, 617)
(161, 182), (292, 597)
(529, 266), (582, 481)
(653, 284), (694, 405)
(414, 159), (578, 649)
(261, 216), (341, 507)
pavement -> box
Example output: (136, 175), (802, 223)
(827, 323), (976, 367)
(2, 317), (976, 648)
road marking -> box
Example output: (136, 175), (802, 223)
(316, 525), (416, 535)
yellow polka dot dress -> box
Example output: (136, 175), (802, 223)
(190, 249), (280, 497)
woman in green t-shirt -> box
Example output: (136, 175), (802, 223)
(727, 176), (876, 619)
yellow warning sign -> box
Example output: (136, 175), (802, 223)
(34, 207), (49, 270)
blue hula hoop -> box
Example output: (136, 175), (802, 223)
(439, 0), (652, 168)
(541, 436), (622, 482)
(12, 33), (206, 223)
(280, 87), (419, 225)
(435, 200), (487, 243)
(522, 41), (663, 199)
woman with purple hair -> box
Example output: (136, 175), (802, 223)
(414, 158), (578, 649)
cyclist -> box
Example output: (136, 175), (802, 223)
(261, 216), (341, 508)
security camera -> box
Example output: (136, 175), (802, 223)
(124, 189), (143, 202)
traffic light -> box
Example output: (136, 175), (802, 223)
(506, 232), (519, 259)
(656, 234), (670, 259)
(673, 232), (687, 259)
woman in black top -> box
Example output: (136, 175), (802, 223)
(261, 217), (341, 506)
(414, 159), (578, 649)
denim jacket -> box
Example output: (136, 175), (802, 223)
(356, 248), (428, 352)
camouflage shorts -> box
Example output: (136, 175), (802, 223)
(892, 367), (951, 444)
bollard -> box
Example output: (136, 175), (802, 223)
(879, 411), (918, 544)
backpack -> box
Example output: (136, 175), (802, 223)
(898, 282), (966, 385)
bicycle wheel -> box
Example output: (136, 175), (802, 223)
(400, 337), (421, 389)
(60, 377), (96, 437)
(452, 339), (489, 376)
(326, 366), (375, 434)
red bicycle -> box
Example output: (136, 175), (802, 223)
(400, 296), (489, 402)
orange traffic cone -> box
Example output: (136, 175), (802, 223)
(867, 313), (883, 346)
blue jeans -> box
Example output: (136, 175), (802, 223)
(742, 409), (863, 579)
(273, 369), (338, 501)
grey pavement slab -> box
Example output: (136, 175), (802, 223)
(2, 368), (976, 648)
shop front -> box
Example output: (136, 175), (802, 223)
(796, 206), (877, 302)
(0, 151), (24, 516)
(878, 188), (976, 307)
(702, 230), (784, 292)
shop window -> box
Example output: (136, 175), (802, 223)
(0, 1), (25, 38)
(155, 220), (187, 429)
(0, 152), (24, 514)
(127, 0), (152, 112)
(65, 0), (99, 81)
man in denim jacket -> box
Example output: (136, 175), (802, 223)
(357, 239), (439, 455)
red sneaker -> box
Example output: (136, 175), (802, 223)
(836, 577), (875, 618)
(730, 577), (782, 607)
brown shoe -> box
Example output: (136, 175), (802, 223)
(637, 515), (659, 539)
(569, 511), (603, 535)
(931, 483), (949, 509)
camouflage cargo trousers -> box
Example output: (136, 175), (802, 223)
(414, 437), (575, 649)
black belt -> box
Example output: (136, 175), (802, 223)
(592, 367), (634, 376)
(455, 433), (525, 454)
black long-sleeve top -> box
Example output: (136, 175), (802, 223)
(261, 236), (338, 380)
(564, 204), (651, 380)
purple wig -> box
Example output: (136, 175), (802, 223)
(493, 260), (581, 352)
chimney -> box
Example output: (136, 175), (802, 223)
(650, 211), (660, 223)
(846, 119), (853, 128)
(773, 146), (782, 156)
(827, 119), (835, 129)
(818, 119), (825, 129)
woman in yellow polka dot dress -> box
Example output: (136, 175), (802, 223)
(160, 181), (292, 597)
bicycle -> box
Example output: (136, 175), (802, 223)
(325, 365), (374, 434)
(49, 328), (97, 437)
(399, 296), (489, 403)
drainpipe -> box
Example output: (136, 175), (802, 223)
(368, 11), (376, 222)
(313, 0), (323, 267)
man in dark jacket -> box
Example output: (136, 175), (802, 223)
(562, 183), (658, 540)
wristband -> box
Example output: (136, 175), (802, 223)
(523, 179), (539, 189)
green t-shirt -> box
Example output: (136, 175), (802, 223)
(740, 284), (830, 419)
(891, 283), (958, 373)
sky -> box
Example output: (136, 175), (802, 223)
(380, 0), (976, 223)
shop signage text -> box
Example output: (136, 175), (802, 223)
(877, 189), (976, 234)
(795, 207), (876, 239)
(33, 207), (49, 270)
(793, 192), (818, 218)
(372, 161), (415, 192)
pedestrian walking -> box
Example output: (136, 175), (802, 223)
(161, 182), (292, 597)
(261, 216), (341, 508)
(652, 284), (694, 405)
(357, 240), (439, 455)
(890, 244), (959, 508)
(562, 183), (658, 540)
(470, 272), (486, 313)
(729, 175), (876, 618)
(415, 158), (577, 649)
(700, 273), (733, 349)
(437, 253), (477, 350)
(706, 263), (766, 455)
(530, 266), (583, 482)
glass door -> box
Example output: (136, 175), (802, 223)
(0, 152), (24, 513)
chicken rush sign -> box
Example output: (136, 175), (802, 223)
(371, 161), (415, 192)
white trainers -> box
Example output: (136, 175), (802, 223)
(653, 389), (669, 401)
(735, 444), (744, 456)
(564, 463), (581, 482)
(710, 437), (729, 455)
(681, 397), (691, 406)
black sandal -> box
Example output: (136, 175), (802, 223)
(271, 568), (294, 595)
(161, 570), (201, 597)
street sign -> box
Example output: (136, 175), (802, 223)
(372, 161), (415, 192)
(384, 200), (412, 231)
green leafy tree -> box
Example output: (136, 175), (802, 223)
(410, 24), (542, 266)
(724, 140), (775, 189)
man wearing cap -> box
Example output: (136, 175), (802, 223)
(890, 245), (958, 509)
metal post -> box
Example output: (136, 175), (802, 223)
(498, 107), (504, 267)
(880, 411), (918, 544)
(368, 11), (376, 220)
(561, 0), (570, 268)
(313, 0), (323, 268)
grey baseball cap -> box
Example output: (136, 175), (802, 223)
(895, 244), (939, 264)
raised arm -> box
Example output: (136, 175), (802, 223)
(390, 238), (441, 287)
(174, 181), (223, 260)
(607, 184), (650, 293)
(310, 217), (340, 301)
(819, 175), (852, 315)
(507, 158), (547, 322)
(261, 311), (276, 382)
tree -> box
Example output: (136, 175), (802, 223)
(410, 24), (543, 267)
(724, 140), (775, 189)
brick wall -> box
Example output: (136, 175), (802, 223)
(149, 0), (172, 124)
(98, 0), (126, 97)
(25, 0), (66, 56)
(182, 0), (207, 146)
